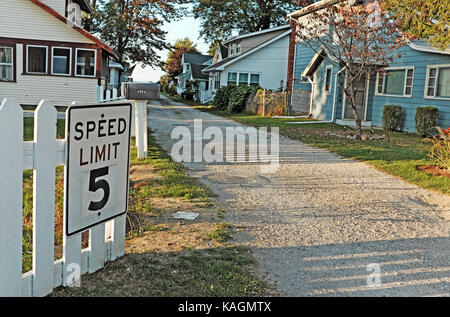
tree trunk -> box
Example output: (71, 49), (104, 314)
(347, 83), (363, 137)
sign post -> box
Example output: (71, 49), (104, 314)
(65, 103), (132, 237)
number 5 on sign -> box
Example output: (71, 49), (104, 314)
(65, 103), (132, 236)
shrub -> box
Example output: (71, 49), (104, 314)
(228, 85), (258, 113)
(415, 106), (440, 137)
(429, 127), (450, 170)
(212, 85), (236, 110)
(382, 105), (403, 131)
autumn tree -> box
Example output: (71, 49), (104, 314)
(82, 0), (186, 67)
(382, 0), (450, 50)
(163, 38), (199, 80)
(293, 0), (408, 135)
(192, 0), (296, 42)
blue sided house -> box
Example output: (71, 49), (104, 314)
(288, 2), (450, 133)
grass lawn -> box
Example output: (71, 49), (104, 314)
(22, 117), (272, 296)
(193, 106), (450, 195)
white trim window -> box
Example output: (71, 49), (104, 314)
(227, 72), (237, 86)
(236, 42), (241, 54)
(0, 46), (14, 81)
(250, 74), (260, 86)
(376, 67), (414, 97)
(324, 66), (332, 94)
(51, 47), (72, 76)
(214, 72), (220, 90)
(75, 48), (96, 77)
(425, 64), (450, 100)
(239, 73), (249, 86)
(26, 45), (48, 74)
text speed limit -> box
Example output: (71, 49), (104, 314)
(65, 103), (132, 236)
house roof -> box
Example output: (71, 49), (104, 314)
(409, 40), (450, 55)
(191, 64), (209, 80)
(183, 53), (212, 65)
(73, 0), (92, 13)
(203, 29), (292, 73)
(222, 24), (291, 44)
(302, 49), (326, 77)
(30, 0), (117, 58)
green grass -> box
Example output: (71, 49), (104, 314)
(129, 130), (213, 201)
(197, 109), (450, 195)
(51, 246), (271, 297)
(206, 222), (233, 243)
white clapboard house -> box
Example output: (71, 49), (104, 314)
(200, 25), (292, 103)
(0, 0), (118, 106)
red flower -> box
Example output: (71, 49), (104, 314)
(444, 128), (450, 135)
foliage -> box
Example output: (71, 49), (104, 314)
(382, 105), (403, 131)
(163, 37), (199, 80)
(382, 0), (450, 50)
(429, 127), (450, 170)
(82, 0), (186, 66)
(192, 0), (296, 42)
(181, 81), (199, 101)
(294, 0), (407, 135)
(228, 85), (259, 113)
(415, 106), (440, 137)
(212, 85), (236, 111)
(159, 74), (177, 96)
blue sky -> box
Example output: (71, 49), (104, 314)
(132, 14), (210, 83)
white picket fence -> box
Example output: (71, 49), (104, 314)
(0, 98), (127, 297)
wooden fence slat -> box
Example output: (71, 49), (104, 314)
(62, 102), (82, 287)
(32, 100), (57, 297)
(111, 215), (126, 261)
(88, 223), (106, 273)
(0, 98), (23, 296)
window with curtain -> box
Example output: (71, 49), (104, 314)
(76, 49), (95, 76)
(239, 73), (249, 85)
(0, 46), (14, 81)
(227, 72), (237, 86)
(376, 67), (414, 97)
(52, 47), (71, 75)
(250, 74), (260, 86)
(27, 46), (47, 74)
(324, 67), (332, 93)
(427, 66), (450, 98)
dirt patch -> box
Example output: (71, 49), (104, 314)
(417, 165), (450, 178)
(130, 165), (163, 186)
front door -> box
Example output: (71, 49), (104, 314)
(343, 75), (368, 121)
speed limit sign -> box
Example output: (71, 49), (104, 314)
(65, 103), (132, 236)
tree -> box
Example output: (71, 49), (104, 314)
(82, 0), (186, 67)
(382, 0), (450, 50)
(192, 0), (297, 42)
(293, 0), (408, 136)
(163, 37), (200, 80)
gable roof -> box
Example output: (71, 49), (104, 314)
(73, 0), (92, 13)
(191, 64), (209, 80)
(30, 0), (117, 58)
(203, 29), (291, 73)
(223, 24), (291, 44)
(183, 53), (212, 65)
(409, 40), (450, 55)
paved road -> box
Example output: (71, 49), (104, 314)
(148, 96), (450, 297)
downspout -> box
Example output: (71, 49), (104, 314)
(287, 66), (345, 125)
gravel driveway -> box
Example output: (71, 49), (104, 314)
(148, 96), (450, 297)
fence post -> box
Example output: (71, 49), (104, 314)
(63, 101), (82, 287)
(135, 100), (147, 159)
(32, 100), (57, 296)
(111, 215), (126, 261)
(0, 98), (23, 296)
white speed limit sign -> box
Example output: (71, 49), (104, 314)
(65, 103), (132, 236)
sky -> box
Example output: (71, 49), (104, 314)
(132, 14), (210, 83)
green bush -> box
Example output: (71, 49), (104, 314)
(415, 106), (440, 137)
(382, 105), (403, 131)
(212, 85), (236, 110)
(227, 85), (259, 113)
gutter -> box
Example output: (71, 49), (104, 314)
(287, 66), (345, 125)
